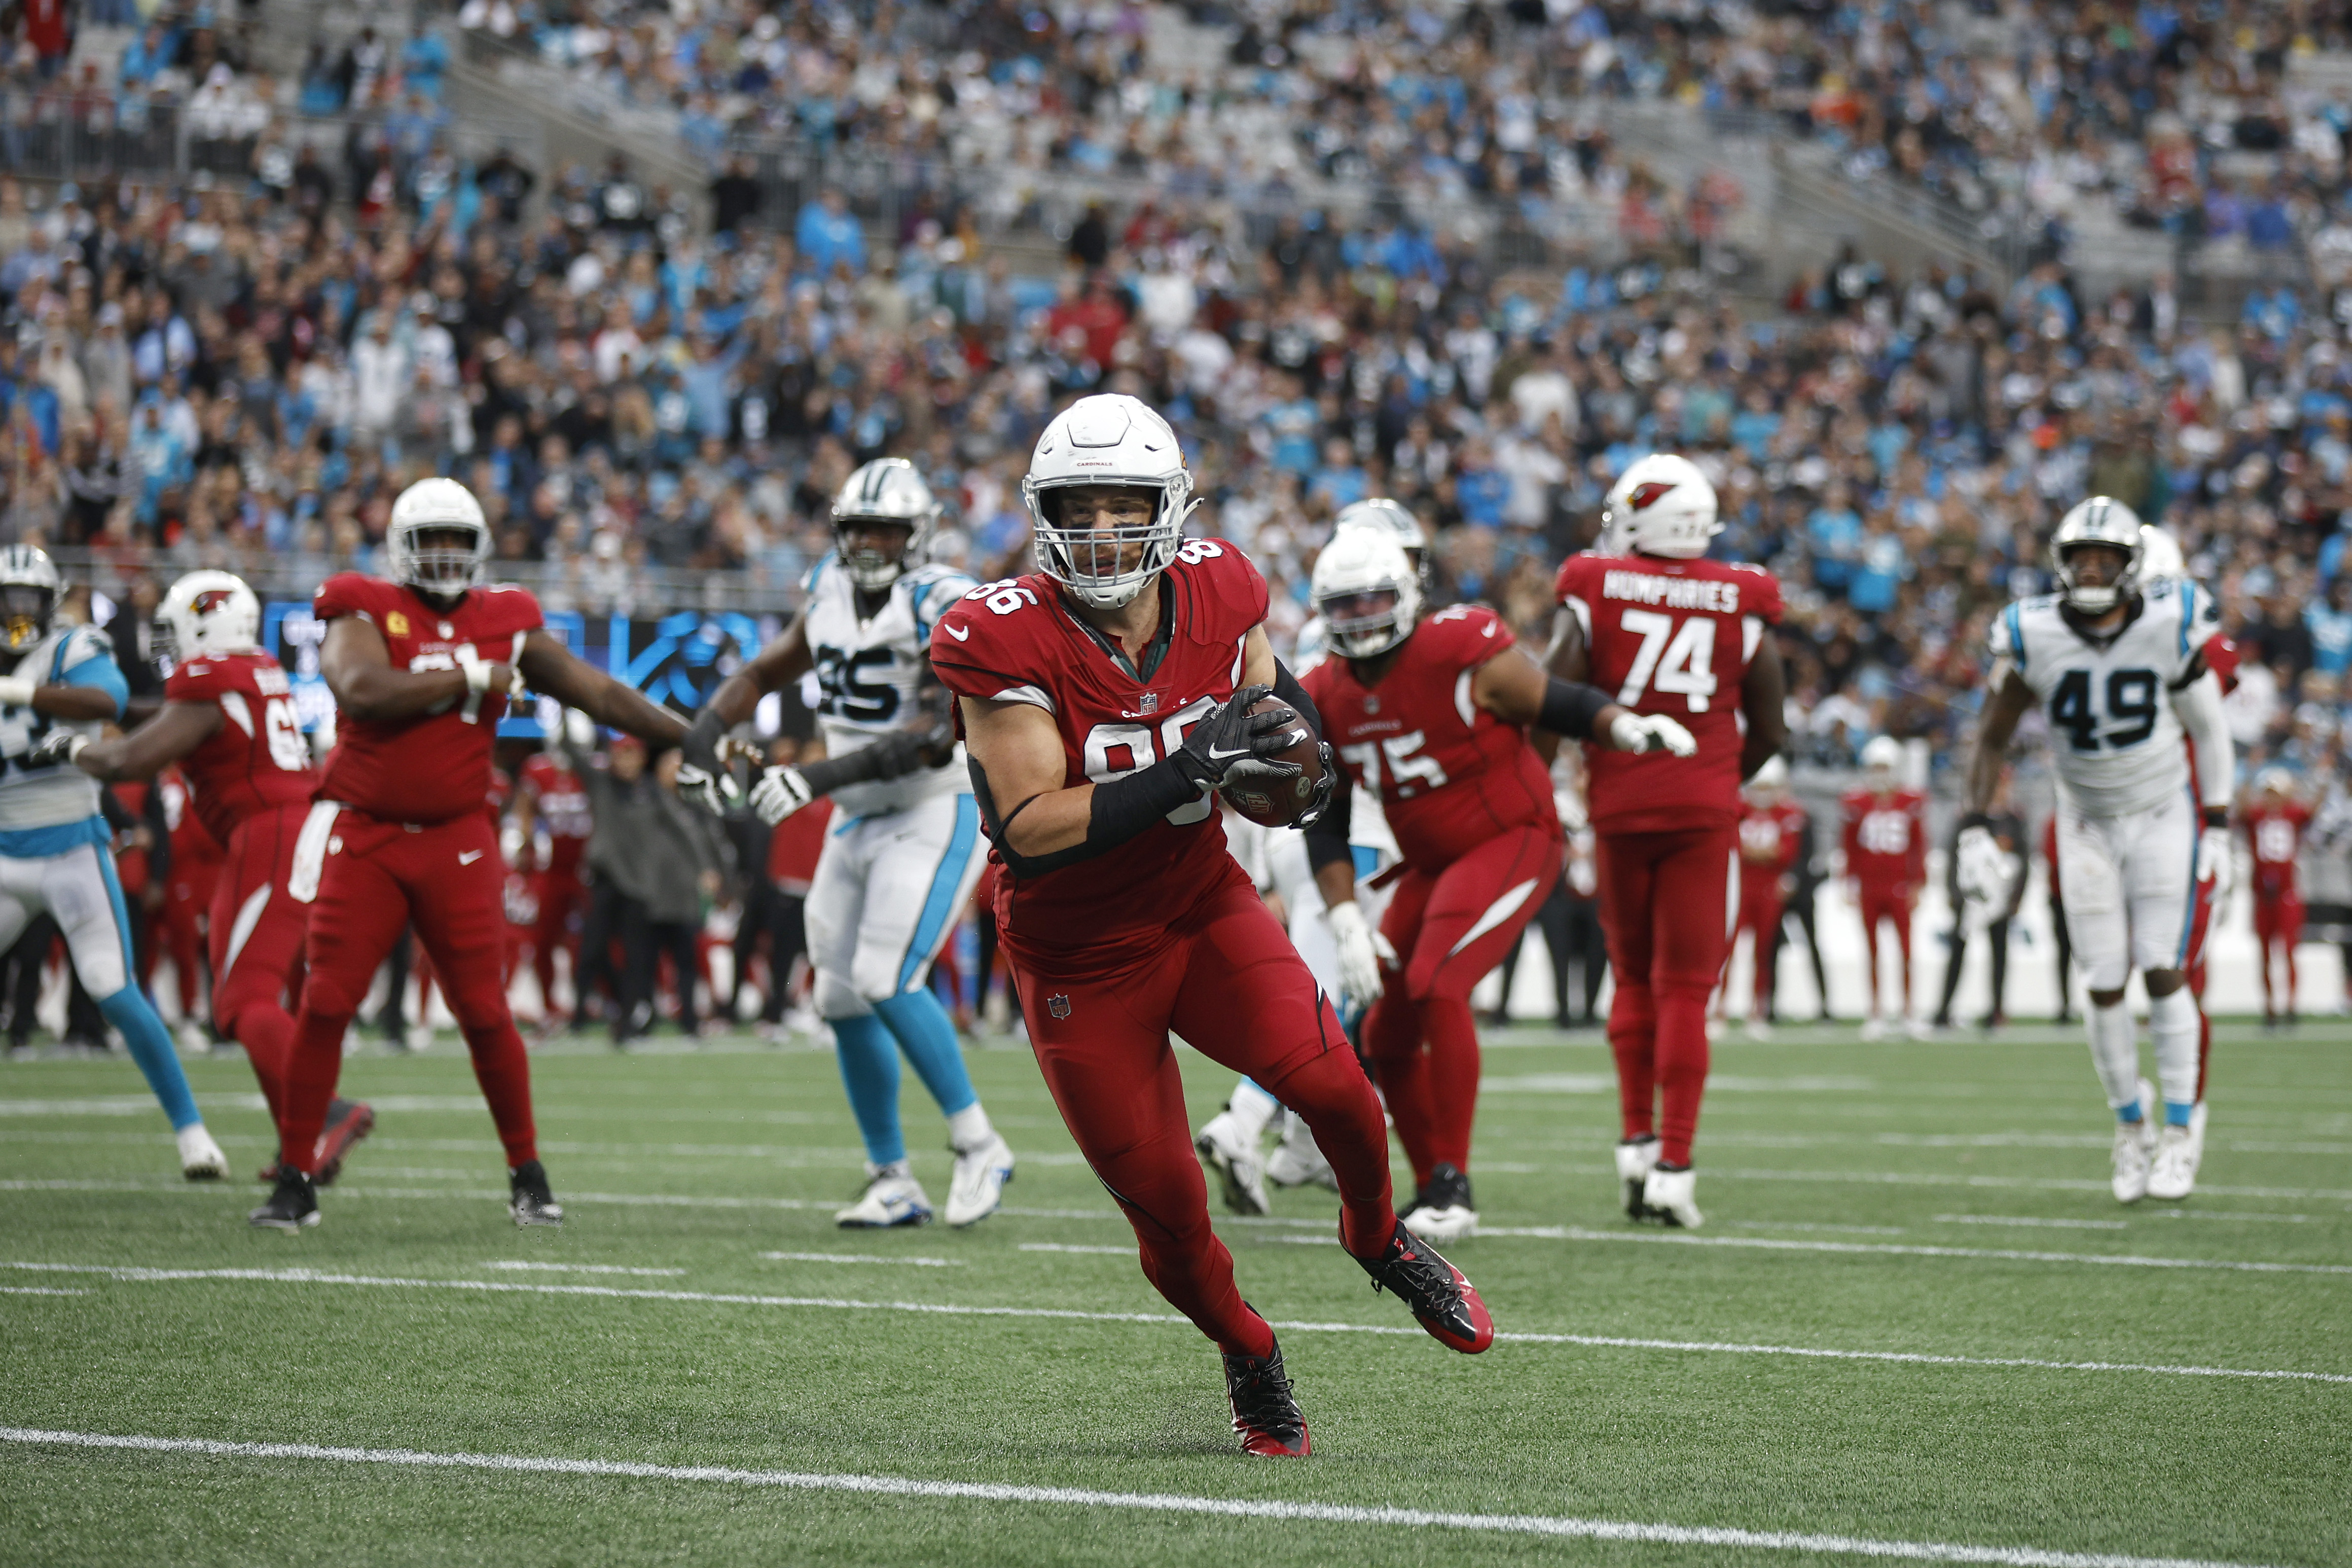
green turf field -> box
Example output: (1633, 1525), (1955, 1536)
(3, 1018), (2347, 1567)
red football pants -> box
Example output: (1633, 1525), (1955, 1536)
(1004, 871), (1396, 1359)
(532, 865), (586, 1009)
(158, 864), (213, 1016)
(277, 809), (536, 1174)
(1362, 825), (1563, 1186)
(1856, 884), (1913, 1017)
(1599, 826), (1734, 1167)
(208, 803), (312, 1121)
(2256, 896), (2304, 1015)
(1733, 888), (1785, 1014)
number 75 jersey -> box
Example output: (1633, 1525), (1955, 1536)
(1554, 552), (1784, 834)
(1991, 579), (2216, 818)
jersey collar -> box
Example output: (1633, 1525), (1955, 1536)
(2058, 592), (2143, 649)
(1061, 577), (1175, 686)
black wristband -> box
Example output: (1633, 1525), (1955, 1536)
(1538, 677), (1613, 740)
(1958, 811), (1993, 833)
(1303, 762), (1355, 872)
(2201, 807), (2229, 829)
(1271, 657), (1322, 740)
(799, 732), (922, 795)
(681, 708), (727, 772)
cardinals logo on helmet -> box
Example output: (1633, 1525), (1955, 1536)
(1626, 481), (1678, 510)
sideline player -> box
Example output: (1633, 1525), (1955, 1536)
(1548, 454), (1787, 1228)
(931, 392), (1498, 1458)
(682, 457), (1016, 1229)
(37, 570), (374, 1182)
(1728, 756), (1805, 1037)
(1301, 529), (1694, 1241)
(248, 478), (691, 1231)
(2244, 770), (2311, 1030)
(509, 736), (595, 1027)
(1961, 497), (2232, 1204)
(0, 546), (227, 1178)
(1840, 736), (1929, 1040)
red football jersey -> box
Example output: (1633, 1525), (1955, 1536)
(766, 796), (834, 892)
(2245, 799), (2310, 902)
(1554, 552), (1784, 833)
(310, 574), (542, 824)
(159, 767), (225, 876)
(1300, 603), (1558, 873)
(1737, 799), (1806, 889)
(1840, 788), (1927, 889)
(519, 752), (595, 873)
(163, 649), (322, 846)
(930, 539), (1265, 967)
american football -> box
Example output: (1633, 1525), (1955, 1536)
(1221, 695), (1323, 827)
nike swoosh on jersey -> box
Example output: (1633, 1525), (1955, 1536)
(457, 850), (485, 864)
(942, 623), (970, 641)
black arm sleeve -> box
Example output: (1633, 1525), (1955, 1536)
(1538, 677), (1614, 740)
(1271, 656), (1322, 740)
(680, 706), (727, 771)
(795, 731), (925, 796)
(970, 755), (1200, 878)
(1303, 764), (1354, 874)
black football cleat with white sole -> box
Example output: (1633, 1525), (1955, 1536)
(509, 1160), (565, 1227)
(248, 1166), (319, 1232)
(1224, 1335), (1310, 1457)
(314, 1098), (376, 1187)
(1354, 1219), (1494, 1353)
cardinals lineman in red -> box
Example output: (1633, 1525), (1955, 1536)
(1728, 756), (1807, 1036)
(1840, 736), (1930, 1040)
(929, 394), (1501, 1458)
(1299, 526), (1695, 1243)
(2244, 771), (2312, 1029)
(40, 570), (377, 1183)
(510, 745), (595, 1025)
(1549, 453), (1788, 1230)
(247, 479), (690, 1232)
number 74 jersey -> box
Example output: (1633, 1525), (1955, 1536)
(1554, 552), (1784, 834)
(1991, 579), (2217, 818)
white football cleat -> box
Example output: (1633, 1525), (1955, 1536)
(836, 1171), (933, 1228)
(1194, 1110), (1272, 1216)
(2146, 1123), (2199, 1201)
(1615, 1135), (1661, 1221)
(1401, 1163), (1477, 1244)
(175, 1019), (210, 1056)
(1743, 1015), (1774, 1041)
(1641, 1164), (1704, 1228)
(177, 1124), (227, 1181)
(2111, 1123), (2153, 1204)
(403, 1021), (434, 1053)
(1265, 1112), (1338, 1191)
(1859, 1015), (1890, 1042)
(944, 1133), (1015, 1227)
(1902, 1017), (1932, 1041)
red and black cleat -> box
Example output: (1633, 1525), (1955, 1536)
(313, 1099), (376, 1188)
(1223, 1337), (1310, 1457)
(1355, 1219), (1495, 1354)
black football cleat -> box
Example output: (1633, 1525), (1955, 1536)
(1224, 1336), (1310, 1457)
(509, 1160), (565, 1227)
(1355, 1219), (1494, 1354)
(248, 1166), (319, 1232)
(314, 1099), (376, 1187)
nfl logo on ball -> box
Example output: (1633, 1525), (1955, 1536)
(1047, 994), (1072, 1019)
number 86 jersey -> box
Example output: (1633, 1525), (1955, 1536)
(1991, 579), (2217, 818)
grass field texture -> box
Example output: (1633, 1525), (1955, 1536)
(3, 1019), (2347, 1567)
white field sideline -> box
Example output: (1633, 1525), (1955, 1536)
(0, 1427), (2300, 1568)
(6, 1262), (2346, 1386)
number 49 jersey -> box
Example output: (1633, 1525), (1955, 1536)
(164, 650), (319, 846)
(1991, 579), (2216, 818)
(1555, 552), (1784, 834)
(929, 538), (1264, 971)
(801, 555), (976, 817)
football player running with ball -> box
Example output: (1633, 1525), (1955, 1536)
(1962, 497), (2233, 1204)
(1301, 526), (1695, 1243)
(929, 394), (1497, 1458)
(1549, 455), (1788, 1230)
(249, 480), (692, 1232)
(35, 571), (374, 1183)
(679, 457), (1016, 1230)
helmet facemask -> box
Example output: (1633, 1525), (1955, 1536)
(835, 517), (918, 591)
(1319, 582), (1416, 659)
(2054, 539), (2139, 615)
(397, 523), (491, 596)
(1027, 479), (1189, 610)
(1, 585), (52, 655)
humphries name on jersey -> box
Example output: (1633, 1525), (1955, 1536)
(802, 555), (976, 818)
(1991, 577), (2218, 819)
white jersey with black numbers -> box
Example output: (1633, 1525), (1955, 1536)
(1991, 578), (2217, 819)
(802, 556), (977, 817)
(0, 624), (113, 833)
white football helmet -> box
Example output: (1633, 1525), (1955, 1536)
(1747, 754), (1789, 792)
(2049, 496), (2144, 613)
(1602, 453), (1720, 559)
(386, 478), (492, 595)
(157, 570), (260, 665)
(2137, 523), (2186, 584)
(1334, 497), (1430, 576)
(1310, 529), (1422, 660)
(1861, 734), (1903, 780)
(0, 543), (61, 654)
(1022, 394), (1197, 609)
(832, 458), (941, 590)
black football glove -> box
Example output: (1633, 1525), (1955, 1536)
(680, 707), (728, 774)
(1291, 743), (1337, 828)
(1171, 683), (1306, 790)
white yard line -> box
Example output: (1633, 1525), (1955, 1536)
(1934, 1216), (2131, 1231)
(1474, 1226), (2352, 1275)
(6, 1261), (2345, 1386)
(0, 1426), (2300, 1567)
(0, 1285), (87, 1295)
(1017, 1243), (1135, 1256)
(480, 1262), (686, 1277)
(759, 1252), (963, 1268)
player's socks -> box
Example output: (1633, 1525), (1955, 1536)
(277, 1008), (349, 1174)
(2084, 1000), (2142, 1111)
(946, 1102), (994, 1153)
(871, 989), (978, 1117)
(228, 1006), (295, 1121)
(99, 986), (201, 1132)
(2147, 987), (2201, 1114)
(1264, 1045), (1397, 1258)
(831, 1012), (907, 1165)
(461, 1021), (538, 1168)
(1607, 982), (1657, 1139)
(1652, 982), (1712, 1166)
(1224, 1078), (1283, 1144)
(1362, 993), (1437, 1182)
(1420, 998), (1483, 1173)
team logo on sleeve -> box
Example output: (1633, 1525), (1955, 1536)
(386, 612), (409, 636)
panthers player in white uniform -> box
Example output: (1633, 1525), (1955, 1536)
(0, 546), (226, 1178)
(680, 459), (1015, 1228)
(1963, 499), (2233, 1203)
